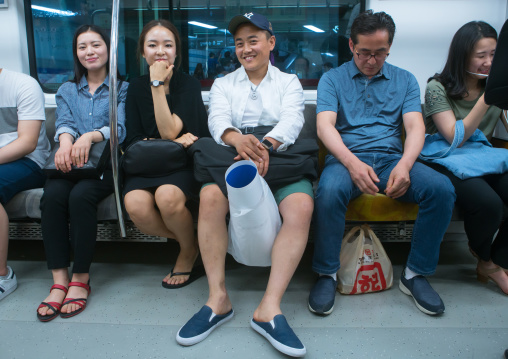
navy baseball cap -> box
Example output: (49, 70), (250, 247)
(228, 12), (274, 36)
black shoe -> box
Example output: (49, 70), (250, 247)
(399, 271), (445, 315)
(308, 275), (337, 315)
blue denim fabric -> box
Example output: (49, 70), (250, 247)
(0, 157), (45, 204)
(55, 75), (128, 144)
(316, 61), (422, 154)
(420, 120), (508, 179)
(312, 153), (456, 276)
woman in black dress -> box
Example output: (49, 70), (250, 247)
(123, 20), (209, 288)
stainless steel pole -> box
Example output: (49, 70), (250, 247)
(109, 0), (126, 237)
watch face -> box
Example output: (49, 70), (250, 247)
(151, 80), (163, 87)
(262, 139), (273, 150)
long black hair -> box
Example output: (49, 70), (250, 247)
(429, 21), (497, 100)
(70, 24), (111, 83)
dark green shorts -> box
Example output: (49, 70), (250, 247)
(202, 178), (313, 205)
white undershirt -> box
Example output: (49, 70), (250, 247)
(240, 81), (263, 128)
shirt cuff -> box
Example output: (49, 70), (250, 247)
(264, 132), (289, 152)
(217, 126), (241, 146)
(95, 127), (110, 141)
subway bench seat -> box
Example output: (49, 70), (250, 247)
(7, 104), (462, 242)
(5, 108), (165, 242)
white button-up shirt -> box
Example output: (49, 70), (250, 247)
(208, 63), (305, 151)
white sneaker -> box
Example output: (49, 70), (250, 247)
(0, 266), (18, 301)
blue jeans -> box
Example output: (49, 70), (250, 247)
(0, 157), (46, 205)
(312, 153), (456, 276)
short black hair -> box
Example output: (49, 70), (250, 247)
(350, 10), (396, 45)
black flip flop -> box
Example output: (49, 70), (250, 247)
(162, 265), (206, 289)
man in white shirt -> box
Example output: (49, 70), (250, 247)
(0, 68), (50, 301)
(177, 13), (313, 357)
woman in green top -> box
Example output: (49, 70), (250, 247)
(424, 21), (508, 295)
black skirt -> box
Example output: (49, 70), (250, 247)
(122, 168), (199, 200)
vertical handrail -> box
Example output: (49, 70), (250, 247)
(109, 0), (126, 237)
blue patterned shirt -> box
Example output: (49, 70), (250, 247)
(55, 75), (128, 143)
(317, 60), (422, 154)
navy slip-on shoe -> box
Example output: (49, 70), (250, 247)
(399, 271), (445, 315)
(176, 305), (234, 346)
(251, 315), (306, 357)
(308, 275), (337, 315)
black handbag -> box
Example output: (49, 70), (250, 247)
(122, 139), (188, 177)
(43, 140), (111, 180)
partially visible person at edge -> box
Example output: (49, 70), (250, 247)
(0, 69), (50, 301)
(207, 52), (218, 79)
(176, 12), (313, 357)
(308, 10), (456, 317)
(424, 21), (508, 295)
(37, 24), (128, 322)
(122, 20), (209, 290)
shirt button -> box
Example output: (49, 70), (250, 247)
(89, 113), (92, 115)
(368, 94), (371, 98)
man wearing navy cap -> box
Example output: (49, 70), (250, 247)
(176, 12), (313, 357)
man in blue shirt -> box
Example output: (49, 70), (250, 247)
(309, 10), (456, 316)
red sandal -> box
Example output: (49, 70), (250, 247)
(60, 281), (91, 319)
(37, 284), (68, 322)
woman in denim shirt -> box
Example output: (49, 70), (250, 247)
(37, 25), (128, 321)
(424, 21), (508, 295)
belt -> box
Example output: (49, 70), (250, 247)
(240, 125), (274, 135)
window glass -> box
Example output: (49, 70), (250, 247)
(28, 0), (363, 92)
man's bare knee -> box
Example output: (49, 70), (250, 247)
(199, 185), (228, 218)
(280, 193), (314, 224)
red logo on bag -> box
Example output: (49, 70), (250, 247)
(349, 262), (387, 294)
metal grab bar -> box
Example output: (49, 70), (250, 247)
(109, 0), (126, 237)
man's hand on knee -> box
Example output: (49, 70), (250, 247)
(347, 159), (380, 195)
(385, 162), (411, 199)
(227, 133), (269, 176)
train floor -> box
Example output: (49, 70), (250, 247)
(1, 234), (507, 359)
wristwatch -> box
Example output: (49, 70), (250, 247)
(150, 80), (164, 87)
(261, 138), (274, 153)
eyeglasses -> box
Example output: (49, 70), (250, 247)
(354, 49), (390, 61)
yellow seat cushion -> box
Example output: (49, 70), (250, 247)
(345, 193), (419, 222)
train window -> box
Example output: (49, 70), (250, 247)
(26, 0), (364, 92)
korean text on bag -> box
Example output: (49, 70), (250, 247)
(337, 224), (393, 295)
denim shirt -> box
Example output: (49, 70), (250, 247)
(316, 61), (421, 154)
(420, 120), (508, 179)
(55, 75), (128, 144)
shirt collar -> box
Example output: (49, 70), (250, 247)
(348, 60), (391, 81)
(78, 74), (111, 90)
(238, 62), (274, 83)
